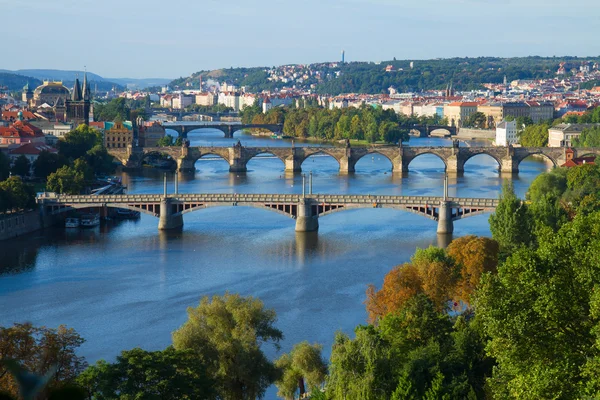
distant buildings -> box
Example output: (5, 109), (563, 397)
(548, 123), (598, 147)
(138, 121), (166, 147)
(444, 102), (478, 127)
(0, 119), (45, 145)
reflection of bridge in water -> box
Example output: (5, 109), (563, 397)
(38, 188), (499, 234)
(107, 143), (600, 175)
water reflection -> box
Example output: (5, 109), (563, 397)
(295, 231), (319, 266)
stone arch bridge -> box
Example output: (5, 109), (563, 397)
(163, 123), (283, 138)
(108, 144), (600, 175)
(37, 193), (499, 234)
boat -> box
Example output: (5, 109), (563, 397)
(65, 218), (80, 228)
(80, 214), (100, 228)
(115, 209), (141, 219)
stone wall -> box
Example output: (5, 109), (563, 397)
(0, 210), (42, 241)
(456, 128), (496, 140)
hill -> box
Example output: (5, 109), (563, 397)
(0, 72), (42, 91)
(169, 56), (600, 95)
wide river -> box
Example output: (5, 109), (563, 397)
(0, 131), (551, 398)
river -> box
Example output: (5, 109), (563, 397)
(0, 131), (552, 398)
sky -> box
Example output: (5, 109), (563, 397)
(2, 0), (599, 79)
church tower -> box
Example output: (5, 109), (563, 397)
(22, 82), (33, 106)
(66, 72), (91, 126)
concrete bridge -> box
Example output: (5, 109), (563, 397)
(408, 125), (456, 137)
(37, 192), (499, 234)
(107, 143), (600, 175)
(163, 122), (283, 138)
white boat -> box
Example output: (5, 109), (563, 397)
(80, 214), (100, 228)
(65, 218), (80, 228)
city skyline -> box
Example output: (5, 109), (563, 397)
(2, 0), (600, 78)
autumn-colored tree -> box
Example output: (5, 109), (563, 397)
(366, 263), (423, 323)
(447, 235), (499, 303)
(411, 247), (458, 310)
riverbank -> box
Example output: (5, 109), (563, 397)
(0, 210), (42, 241)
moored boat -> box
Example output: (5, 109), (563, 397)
(115, 209), (141, 219)
(80, 214), (100, 227)
(65, 218), (80, 228)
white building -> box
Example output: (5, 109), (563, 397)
(194, 93), (216, 107)
(172, 93), (193, 110)
(495, 120), (517, 146)
(217, 92), (241, 111)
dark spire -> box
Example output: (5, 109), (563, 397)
(72, 78), (82, 101)
(82, 70), (90, 101)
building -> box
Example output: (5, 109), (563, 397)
(495, 120), (517, 146)
(262, 97), (272, 113)
(9, 143), (58, 172)
(526, 101), (554, 123)
(31, 81), (70, 107)
(104, 120), (133, 148)
(561, 148), (596, 167)
(21, 83), (33, 104)
(195, 93), (216, 106)
(502, 102), (530, 120)
(477, 103), (504, 128)
(548, 123), (599, 147)
(444, 102), (478, 127)
(29, 121), (73, 145)
(172, 93), (193, 110)
(0, 118), (46, 145)
(65, 73), (91, 126)
(139, 121), (166, 147)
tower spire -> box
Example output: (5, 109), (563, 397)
(82, 67), (90, 101)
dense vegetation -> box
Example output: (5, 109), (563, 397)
(0, 72), (41, 91)
(170, 57), (600, 94)
(241, 103), (444, 143)
(93, 97), (149, 122)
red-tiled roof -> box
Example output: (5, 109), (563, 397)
(561, 157), (596, 167)
(10, 143), (57, 155)
(0, 120), (44, 139)
(1, 110), (37, 121)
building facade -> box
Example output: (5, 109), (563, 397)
(444, 102), (478, 128)
(495, 120), (517, 146)
(65, 74), (91, 126)
(139, 122), (166, 147)
(548, 123), (598, 147)
(0, 119), (46, 145)
(104, 121), (133, 148)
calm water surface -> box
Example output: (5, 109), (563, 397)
(0, 131), (552, 398)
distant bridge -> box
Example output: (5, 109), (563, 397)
(37, 192), (499, 234)
(162, 122), (282, 138)
(107, 143), (600, 175)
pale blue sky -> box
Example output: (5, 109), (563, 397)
(2, 0), (599, 78)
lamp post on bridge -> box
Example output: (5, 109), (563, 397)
(309, 171), (313, 195)
(163, 173), (167, 197)
(302, 174), (306, 197)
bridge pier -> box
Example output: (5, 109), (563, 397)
(158, 198), (183, 230)
(500, 158), (518, 174)
(177, 158), (196, 172)
(229, 159), (247, 173)
(285, 157), (301, 173)
(445, 156), (463, 175)
(339, 156), (356, 174)
(436, 201), (454, 234)
(295, 201), (319, 232)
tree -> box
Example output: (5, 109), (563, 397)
(157, 135), (175, 147)
(58, 125), (102, 161)
(410, 247), (458, 310)
(93, 98), (129, 122)
(172, 293), (283, 400)
(275, 342), (327, 400)
(518, 124), (549, 147)
(489, 180), (532, 254)
(46, 166), (85, 194)
(10, 155), (30, 177)
(465, 112), (486, 128)
(573, 126), (600, 147)
(33, 151), (65, 179)
(0, 152), (9, 181)
(85, 145), (115, 176)
(0, 323), (86, 398)
(0, 176), (36, 211)
(447, 236), (499, 303)
(77, 347), (216, 400)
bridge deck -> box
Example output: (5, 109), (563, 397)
(38, 193), (499, 208)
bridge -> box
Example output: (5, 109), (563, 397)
(37, 191), (499, 234)
(107, 142), (600, 175)
(162, 122), (283, 138)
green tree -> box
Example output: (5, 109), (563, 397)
(0, 152), (10, 181)
(77, 347), (216, 400)
(465, 112), (487, 128)
(59, 125), (102, 161)
(172, 293), (283, 400)
(518, 124), (549, 147)
(33, 151), (65, 179)
(489, 180), (532, 254)
(0, 176), (36, 211)
(275, 342), (327, 400)
(46, 166), (85, 194)
(10, 155), (30, 177)
(157, 135), (175, 147)
(572, 126), (600, 147)
(85, 145), (115, 176)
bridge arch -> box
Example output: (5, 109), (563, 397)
(430, 128), (452, 137)
(353, 151), (394, 172)
(461, 152), (502, 170)
(406, 152), (448, 171)
(299, 151), (342, 169)
(514, 151), (558, 170)
(246, 152), (287, 168)
(45, 203), (158, 217)
(177, 203), (297, 219)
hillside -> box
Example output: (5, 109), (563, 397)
(169, 56), (600, 95)
(0, 72), (42, 91)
